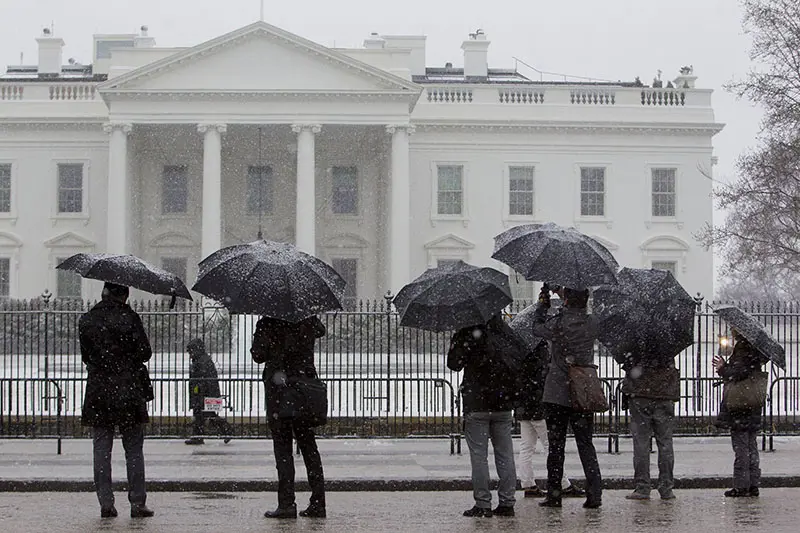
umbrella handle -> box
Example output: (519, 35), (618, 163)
(169, 289), (177, 310)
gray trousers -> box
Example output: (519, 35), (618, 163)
(464, 411), (516, 508)
(92, 425), (146, 508)
(629, 398), (675, 495)
(731, 429), (760, 490)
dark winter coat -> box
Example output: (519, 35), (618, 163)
(716, 339), (764, 432)
(615, 349), (680, 402)
(515, 341), (549, 421)
(79, 299), (153, 428)
(188, 351), (222, 412)
(446, 318), (524, 414)
(533, 304), (598, 409)
(250, 316), (326, 419)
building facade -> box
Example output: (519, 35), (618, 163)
(0, 22), (722, 303)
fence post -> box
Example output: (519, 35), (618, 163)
(384, 291), (394, 414)
(693, 293), (704, 413)
(42, 290), (52, 412)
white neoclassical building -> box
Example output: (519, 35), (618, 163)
(0, 21), (722, 304)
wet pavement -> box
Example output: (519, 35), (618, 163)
(0, 490), (798, 532)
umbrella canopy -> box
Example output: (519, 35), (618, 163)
(492, 222), (618, 289)
(393, 261), (513, 333)
(192, 240), (346, 322)
(714, 305), (786, 370)
(56, 253), (192, 301)
(593, 268), (695, 363)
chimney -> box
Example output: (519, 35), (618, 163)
(134, 25), (156, 48)
(381, 35), (427, 77)
(36, 28), (64, 77)
(363, 32), (385, 49)
(461, 29), (489, 79)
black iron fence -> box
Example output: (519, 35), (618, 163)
(1, 295), (798, 453)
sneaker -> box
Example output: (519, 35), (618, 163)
(463, 506), (493, 517)
(492, 505), (515, 517)
(100, 506), (118, 518)
(749, 487), (760, 497)
(625, 491), (651, 500)
(523, 486), (546, 498)
(539, 498), (562, 508)
(724, 488), (750, 498)
(184, 437), (204, 445)
(130, 505), (155, 518)
(562, 485), (586, 498)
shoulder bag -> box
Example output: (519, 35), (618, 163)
(725, 371), (768, 410)
(568, 364), (609, 413)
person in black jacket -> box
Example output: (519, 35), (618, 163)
(714, 330), (765, 498)
(251, 316), (327, 519)
(185, 339), (232, 445)
(80, 282), (155, 519)
(447, 315), (521, 518)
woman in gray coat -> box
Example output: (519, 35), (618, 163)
(533, 286), (602, 509)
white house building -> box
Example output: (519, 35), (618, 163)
(0, 21), (722, 304)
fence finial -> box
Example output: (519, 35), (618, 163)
(41, 289), (52, 307)
(384, 290), (394, 313)
(693, 292), (704, 311)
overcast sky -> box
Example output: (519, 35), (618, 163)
(0, 0), (764, 284)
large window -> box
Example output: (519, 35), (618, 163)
(437, 165), (463, 215)
(331, 166), (358, 215)
(331, 258), (358, 310)
(508, 166), (535, 216)
(436, 259), (461, 269)
(0, 257), (9, 298)
(580, 167), (605, 217)
(162, 165), (188, 214)
(652, 261), (677, 276)
(0, 164), (11, 213)
(56, 258), (82, 299)
(652, 168), (676, 217)
(247, 165), (273, 215)
(161, 257), (188, 282)
(57, 164), (84, 214)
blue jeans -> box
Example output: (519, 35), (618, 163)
(464, 411), (516, 508)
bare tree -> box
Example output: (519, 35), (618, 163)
(700, 0), (800, 290)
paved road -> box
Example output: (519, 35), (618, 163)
(0, 490), (798, 532)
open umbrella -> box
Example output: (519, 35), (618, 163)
(593, 268), (695, 364)
(714, 305), (786, 370)
(492, 222), (618, 289)
(192, 240), (346, 322)
(393, 261), (513, 333)
(56, 253), (192, 306)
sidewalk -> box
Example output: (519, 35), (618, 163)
(2, 436), (799, 492)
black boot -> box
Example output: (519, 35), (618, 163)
(299, 506), (326, 518)
(724, 488), (750, 498)
(492, 505), (515, 517)
(749, 487), (760, 497)
(463, 506), (493, 517)
(130, 505), (155, 518)
(100, 506), (118, 518)
(583, 499), (602, 509)
(264, 506), (297, 519)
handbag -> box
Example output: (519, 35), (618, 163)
(277, 375), (328, 427)
(135, 365), (155, 403)
(725, 371), (768, 410)
(568, 364), (609, 413)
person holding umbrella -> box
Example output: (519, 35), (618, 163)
(79, 282), (155, 519)
(532, 286), (603, 509)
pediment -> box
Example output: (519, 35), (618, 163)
(325, 233), (369, 249)
(641, 235), (690, 251)
(0, 231), (23, 248)
(44, 231), (95, 248)
(149, 231), (197, 248)
(424, 233), (475, 250)
(100, 22), (421, 97)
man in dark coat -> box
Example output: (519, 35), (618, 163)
(447, 315), (522, 518)
(714, 330), (764, 497)
(251, 315), (327, 519)
(80, 282), (154, 519)
(533, 286), (602, 509)
(185, 339), (232, 445)
(615, 343), (680, 501)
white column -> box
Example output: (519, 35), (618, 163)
(387, 124), (414, 293)
(104, 122), (132, 254)
(198, 123), (227, 259)
(292, 124), (321, 255)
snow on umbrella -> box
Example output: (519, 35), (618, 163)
(56, 253), (192, 305)
(192, 240), (346, 322)
(492, 222), (618, 289)
(593, 267), (695, 363)
(714, 305), (786, 370)
(393, 261), (513, 333)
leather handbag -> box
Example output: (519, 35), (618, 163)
(568, 364), (609, 413)
(277, 375), (328, 427)
(725, 371), (768, 410)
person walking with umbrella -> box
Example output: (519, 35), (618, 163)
(533, 286), (603, 509)
(80, 282), (155, 519)
(251, 316), (328, 519)
(447, 314), (525, 518)
(185, 339), (232, 445)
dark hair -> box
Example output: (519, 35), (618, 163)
(563, 288), (589, 308)
(102, 282), (129, 300)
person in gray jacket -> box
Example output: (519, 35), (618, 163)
(533, 286), (602, 509)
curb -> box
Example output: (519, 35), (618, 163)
(2, 476), (800, 492)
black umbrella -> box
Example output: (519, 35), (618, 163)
(393, 261), (513, 333)
(192, 240), (346, 322)
(593, 268), (695, 364)
(492, 222), (618, 289)
(509, 304), (545, 352)
(56, 253), (192, 306)
(714, 305), (786, 370)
